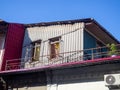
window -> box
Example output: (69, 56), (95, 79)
(31, 40), (41, 61)
(49, 37), (61, 59)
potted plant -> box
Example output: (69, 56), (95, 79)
(107, 43), (118, 57)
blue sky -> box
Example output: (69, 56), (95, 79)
(0, 0), (120, 41)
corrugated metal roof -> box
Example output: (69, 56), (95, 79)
(0, 18), (119, 43)
(24, 18), (120, 44)
(24, 18), (93, 27)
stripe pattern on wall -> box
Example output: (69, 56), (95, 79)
(1, 23), (24, 71)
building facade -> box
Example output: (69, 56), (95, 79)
(0, 18), (120, 90)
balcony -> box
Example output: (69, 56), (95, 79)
(5, 44), (120, 71)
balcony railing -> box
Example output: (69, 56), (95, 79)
(5, 44), (120, 71)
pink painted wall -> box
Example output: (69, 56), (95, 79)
(1, 23), (24, 71)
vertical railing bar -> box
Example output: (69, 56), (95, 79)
(91, 48), (94, 60)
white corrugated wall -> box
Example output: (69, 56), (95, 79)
(23, 23), (84, 55)
(22, 22), (85, 66)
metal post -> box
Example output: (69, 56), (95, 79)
(91, 49), (94, 60)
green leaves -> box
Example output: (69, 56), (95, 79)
(107, 43), (118, 56)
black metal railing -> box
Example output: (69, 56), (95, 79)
(5, 44), (120, 70)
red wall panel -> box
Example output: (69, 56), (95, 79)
(1, 23), (24, 71)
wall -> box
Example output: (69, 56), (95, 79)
(84, 30), (96, 49)
(6, 71), (47, 90)
(57, 81), (109, 90)
(1, 23), (25, 71)
(22, 23), (84, 66)
(15, 86), (47, 90)
(2, 62), (120, 90)
(46, 63), (120, 90)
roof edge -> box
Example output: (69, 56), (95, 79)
(92, 19), (120, 44)
(1, 18), (119, 44)
(0, 19), (8, 24)
(0, 56), (120, 75)
(24, 18), (119, 44)
(24, 18), (93, 27)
